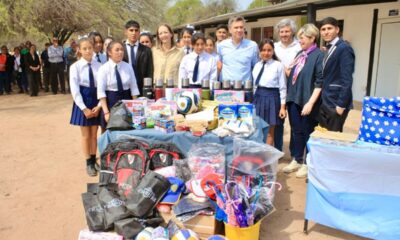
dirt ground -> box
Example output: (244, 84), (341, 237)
(0, 91), (368, 240)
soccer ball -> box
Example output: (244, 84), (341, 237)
(176, 91), (199, 115)
(171, 229), (199, 240)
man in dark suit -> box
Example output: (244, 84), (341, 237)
(319, 17), (355, 132)
(122, 20), (153, 96)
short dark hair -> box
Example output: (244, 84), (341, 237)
(320, 17), (339, 28)
(181, 27), (194, 37)
(125, 20), (140, 29)
(216, 24), (228, 31)
(191, 32), (206, 45)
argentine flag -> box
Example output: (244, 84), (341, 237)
(305, 137), (400, 240)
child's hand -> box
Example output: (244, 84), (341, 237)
(104, 112), (110, 122)
(91, 106), (101, 117)
(83, 108), (93, 119)
(279, 108), (286, 119)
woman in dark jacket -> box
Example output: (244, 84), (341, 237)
(282, 23), (324, 178)
(26, 44), (41, 96)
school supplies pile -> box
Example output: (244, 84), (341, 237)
(81, 130), (280, 239)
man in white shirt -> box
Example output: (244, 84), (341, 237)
(274, 18), (301, 153)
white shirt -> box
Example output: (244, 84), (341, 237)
(93, 52), (107, 64)
(69, 58), (102, 110)
(252, 59), (287, 104)
(97, 60), (140, 99)
(275, 40), (301, 68)
(178, 51), (217, 89)
(125, 41), (138, 66)
(14, 55), (22, 72)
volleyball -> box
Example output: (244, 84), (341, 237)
(171, 229), (199, 240)
(135, 227), (154, 240)
(176, 91), (199, 115)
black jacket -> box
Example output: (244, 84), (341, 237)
(123, 42), (153, 96)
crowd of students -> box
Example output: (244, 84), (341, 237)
(1, 16), (355, 179)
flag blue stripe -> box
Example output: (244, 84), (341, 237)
(305, 181), (400, 240)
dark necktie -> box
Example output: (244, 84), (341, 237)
(88, 63), (95, 88)
(115, 65), (123, 92)
(130, 44), (136, 70)
(96, 53), (101, 63)
(323, 43), (333, 65)
(192, 55), (200, 83)
(186, 47), (190, 54)
(255, 61), (266, 86)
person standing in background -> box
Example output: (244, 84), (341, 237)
(318, 17), (355, 132)
(122, 20), (153, 96)
(217, 16), (259, 83)
(26, 44), (41, 96)
(48, 37), (65, 94)
(215, 24), (229, 45)
(274, 18), (302, 152)
(41, 43), (51, 92)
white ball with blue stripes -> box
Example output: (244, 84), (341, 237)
(171, 229), (199, 240)
(177, 91), (199, 115)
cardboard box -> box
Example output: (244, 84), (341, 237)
(160, 212), (224, 239)
(214, 90), (244, 103)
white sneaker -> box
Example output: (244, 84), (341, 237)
(296, 164), (308, 178)
(282, 160), (301, 173)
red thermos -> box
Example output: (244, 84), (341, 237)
(154, 78), (165, 100)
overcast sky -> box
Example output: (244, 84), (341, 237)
(237, 0), (253, 10)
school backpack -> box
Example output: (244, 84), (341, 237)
(148, 142), (185, 170)
(100, 139), (150, 197)
(229, 155), (275, 187)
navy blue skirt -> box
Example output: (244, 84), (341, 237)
(100, 89), (132, 128)
(70, 86), (100, 126)
(253, 87), (282, 126)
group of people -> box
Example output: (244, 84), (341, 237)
(14, 16), (351, 178)
(0, 42), (44, 96)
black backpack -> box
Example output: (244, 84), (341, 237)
(100, 139), (150, 197)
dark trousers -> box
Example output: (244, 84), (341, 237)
(50, 62), (65, 93)
(287, 102), (318, 164)
(28, 71), (40, 96)
(15, 71), (28, 92)
(318, 103), (349, 132)
(0, 71), (6, 94)
(42, 67), (50, 91)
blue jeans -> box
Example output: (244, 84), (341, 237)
(287, 102), (318, 164)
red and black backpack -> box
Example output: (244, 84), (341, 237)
(148, 142), (185, 170)
(100, 139), (150, 197)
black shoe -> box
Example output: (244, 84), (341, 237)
(18, 89), (24, 94)
(86, 164), (97, 177)
(61, 90), (66, 94)
(45, 89), (49, 92)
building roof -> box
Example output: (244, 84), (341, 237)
(174, 0), (396, 31)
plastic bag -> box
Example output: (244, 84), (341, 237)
(126, 171), (171, 217)
(82, 192), (106, 231)
(228, 138), (283, 201)
(188, 143), (226, 178)
(173, 158), (192, 182)
(98, 186), (130, 229)
(107, 101), (134, 131)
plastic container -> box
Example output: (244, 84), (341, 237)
(143, 77), (154, 99)
(182, 78), (189, 89)
(211, 81), (221, 100)
(201, 80), (211, 100)
(222, 80), (231, 90)
(165, 78), (174, 101)
(224, 217), (264, 240)
(233, 80), (242, 91)
(244, 80), (253, 102)
(154, 79), (164, 100)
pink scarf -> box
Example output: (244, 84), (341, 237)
(290, 43), (317, 85)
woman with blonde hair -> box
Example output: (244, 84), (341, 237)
(282, 24), (324, 178)
(152, 24), (184, 86)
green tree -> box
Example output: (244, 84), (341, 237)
(165, 0), (204, 26)
(248, 0), (286, 9)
